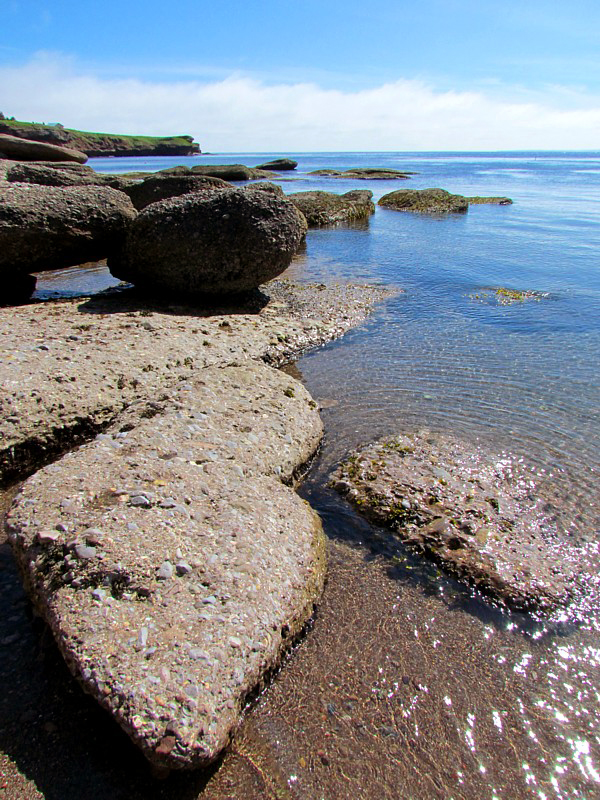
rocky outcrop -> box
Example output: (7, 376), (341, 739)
(378, 188), (468, 213)
(467, 196), (513, 205)
(331, 432), (584, 612)
(7, 360), (325, 769)
(124, 173), (232, 210)
(0, 121), (200, 157)
(288, 189), (375, 226)
(256, 158), (298, 171)
(109, 189), (307, 296)
(308, 167), (413, 180)
(0, 133), (88, 163)
(0, 184), (137, 280)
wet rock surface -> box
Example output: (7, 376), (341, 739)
(7, 361), (325, 769)
(288, 190), (375, 226)
(378, 188), (469, 213)
(331, 431), (586, 612)
(109, 189), (307, 296)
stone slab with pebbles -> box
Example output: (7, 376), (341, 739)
(7, 361), (325, 770)
(1, 278), (393, 771)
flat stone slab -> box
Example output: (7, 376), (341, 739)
(7, 361), (325, 769)
(0, 280), (392, 485)
(331, 432), (589, 612)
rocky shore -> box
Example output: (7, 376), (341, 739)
(1, 277), (392, 770)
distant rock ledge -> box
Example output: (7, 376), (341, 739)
(0, 119), (200, 158)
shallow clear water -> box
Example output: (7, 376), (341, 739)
(28, 153), (600, 797)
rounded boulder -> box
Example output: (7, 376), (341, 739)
(108, 188), (307, 296)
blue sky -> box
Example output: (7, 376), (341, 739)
(1, 0), (599, 150)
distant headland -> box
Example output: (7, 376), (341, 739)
(0, 114), (200, 157)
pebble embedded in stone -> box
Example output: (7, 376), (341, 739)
(157, 561), (174, 580)
(74, 544), (97, 560)
(37, 530), (61, 544)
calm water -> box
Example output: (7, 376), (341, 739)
(32, 152), (600, 798)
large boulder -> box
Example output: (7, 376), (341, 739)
(7, 361), (326, 770)
(256, 158), (298, 171)
(109, 189), (307, 296)
(124, 173), (232, 210)
(288, 189), (375, 226)
(0, 133), (88, 163)
(0, 184), (137, 279)
(378, 188), (468, 213)
(331, 432), (585, 612)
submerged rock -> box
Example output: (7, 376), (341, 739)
(109, 188), (307, 296)
(308, 167), (413, 180)
(288, 189), (375, 226)
(378, 188), (468, 213)
(467, 196), (513, 205)
(7, 360), (325, 769)
(331, 432), (584, 612)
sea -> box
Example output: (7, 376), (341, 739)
(30, 152), (600, 798)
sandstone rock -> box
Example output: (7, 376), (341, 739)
(287, 189), (375, 226)
(0, 281), (393, 485)
(331, 432), (585, 612)
(378, 188), (468, 213)
(256, 158), (298, 171)
(124, 173), (232, 210)
(0, 184), (137, 276)
(7, 361), (325, 769)
(109, 189), (307, 296)
(0, 133), (88, 163)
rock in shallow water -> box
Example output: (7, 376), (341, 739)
(378, 188), (468, 213)
(7, 361), (325, 769)
(331, 431), (587, 613)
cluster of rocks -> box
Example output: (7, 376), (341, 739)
(331, 431), (586, 612)
(0, 140), (312, 303)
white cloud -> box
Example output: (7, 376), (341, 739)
(2, 52), (600, 151)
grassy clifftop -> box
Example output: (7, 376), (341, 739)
(0, 118), (201, 157)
